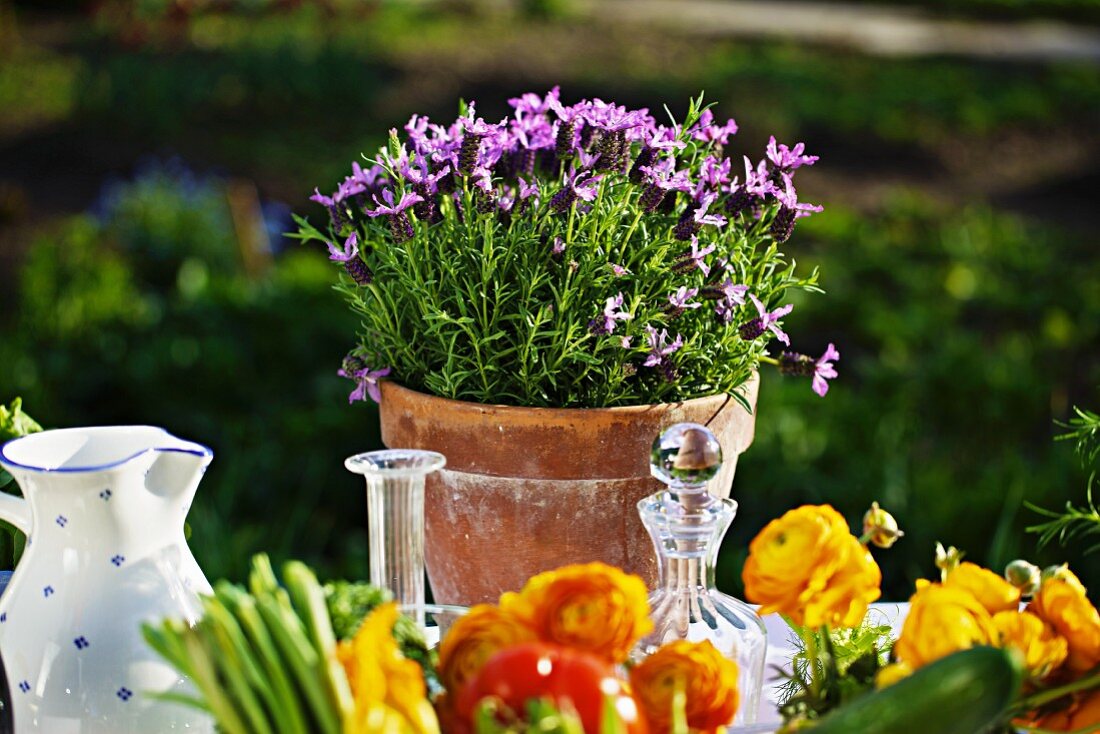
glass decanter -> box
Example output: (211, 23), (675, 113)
(636, 423), (767, 725)
(345, 449), (446, 630)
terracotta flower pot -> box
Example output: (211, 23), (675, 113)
(378, 378), (759, 606)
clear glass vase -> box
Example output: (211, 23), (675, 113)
(636, 424), (768, 725)
(345, 449), (446, 629)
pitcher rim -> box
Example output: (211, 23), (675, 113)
(0, 425), (213, 474)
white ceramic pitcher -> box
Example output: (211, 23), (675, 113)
(0, 426), (215, 733)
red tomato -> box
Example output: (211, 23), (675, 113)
(456, 642), (647, 734)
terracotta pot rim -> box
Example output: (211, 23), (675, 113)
(381, 376), (757, 419)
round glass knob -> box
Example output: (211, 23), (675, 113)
(649, 422), (723, 488)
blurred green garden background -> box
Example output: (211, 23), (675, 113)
(0, 0), (1097, 598)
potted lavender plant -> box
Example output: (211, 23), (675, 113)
(294, 90), (836, 605)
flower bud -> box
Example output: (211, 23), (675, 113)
(862, 502), (904, 549)
(1004, 559), (1042, 597)
(935, 542), (965, 581)
(1041, 563), (1076, 585)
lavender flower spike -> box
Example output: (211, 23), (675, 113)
(326, 232), (372, 285)
(672, 235), (716, 276)
(367, 188), (424, 243)
(590, 292), (633, 335)
(813, 343), (840, 396)
(668, 286), (701, 312)
(326, 232), (359, 262)
(739, 294), (794, 345)
(779, 343), (839, 397)
(766, 136), (819, 173)
(338, 363), (391, 404)
(771, 174), (823, 243)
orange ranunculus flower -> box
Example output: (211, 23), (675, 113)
(943, 562), (1021, 615)
(991, 610), (1067, 680)
(893, 581), (997, 669)
(630, 639), (739, 734)
(1028, 573), (1100, 673)
(435, 603), (536, 694)
(338, 602), (440, 734)
(1031, 690), (1100, 732)
(742, 505), (881, 628)
(500, 562), (652, 663)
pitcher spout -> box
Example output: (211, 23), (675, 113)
(146, 439), (213, 501)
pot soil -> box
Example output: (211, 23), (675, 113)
(379, 379), (759, 606)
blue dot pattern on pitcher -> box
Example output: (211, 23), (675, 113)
(74, 636), (90, 650)
(1, 612), (6, 623)
(18, 681), (29, 693)
(55, 515), (67, 528)
(117, 687), (133, 702)
(111, 555), (125, 567)
(100, 489), (112, 501)
(43, 585), (54, 597)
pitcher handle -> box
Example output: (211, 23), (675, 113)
(0, 493), (31, 535)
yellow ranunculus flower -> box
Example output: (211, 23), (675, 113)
(629, 639), (739, 734)
(500, 561), (652, 663)
(742, 505), (881, 628)
(338, 603), (440, 734)
(1028, 573), (1100, 673)
(991, 610), (1067, 680)
(874, 661), (913, 689)
(435, 603), (536, 694)
(943, 562), (1021, 615)
(894, 581), (996, 668)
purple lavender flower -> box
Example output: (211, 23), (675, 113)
(589, 292), (633, 335)
(458, 108), (505, 176)
(766, 136), (819, 174)
(643, 325), (684, 381)
(690, 109), (739, 148)
(725, 156), (779, 219)
(812, 343), (840, 396)
(609, 262), (631, 277)
(326, 232), (359, 262)
(549, 168), (601, 214)
(584, 100), (648, 171)
(548, 98), (588, 159)
(672, 236), (716, 276)
(739, 294), (794, 345)
(620, 335), (633, 349)
(366, 189), (424, 243)
(310, 188), (335, 207)
(401, 159), (450, 223)
(509, 176), (539, 215)
(665, 286), (701, 318)
(628, 126), (685, 183)
(771, 174), (823, 243)
(704, 279), (748, 323)
(700, 156), (732, 190)
(327, 232), (372, 286)
(551, 236), (566, 258)
(779, 343), (839, 397)
(338, 363), (391, 404)
(638, 159), (693, 213)
(674, 191), (727, 241)
(472, 172), (497, 215)
(509, 86), (560, 116)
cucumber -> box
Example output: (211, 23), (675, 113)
(810, 646), (1023, 734)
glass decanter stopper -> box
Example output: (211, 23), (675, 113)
(345, 449), (446, 629)
(637, 423), (767, 725)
